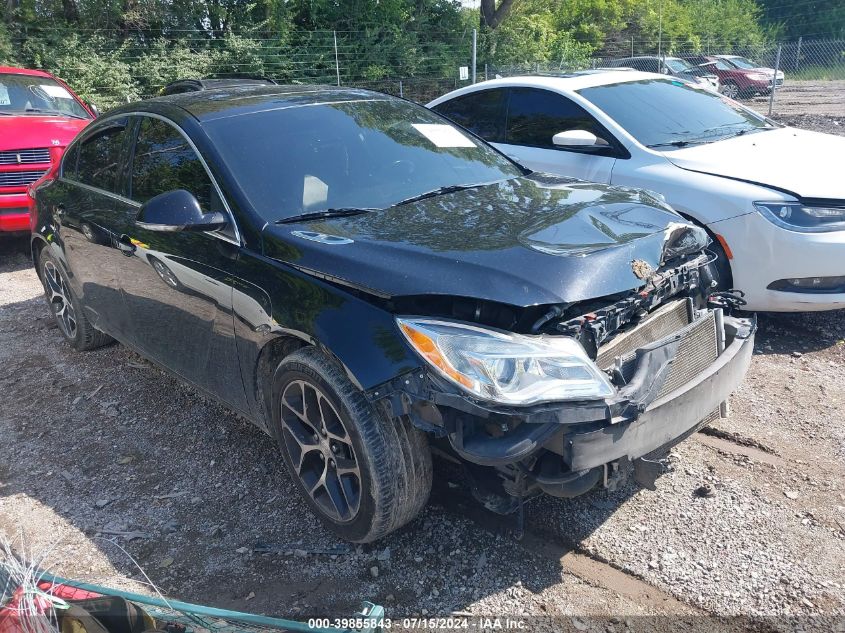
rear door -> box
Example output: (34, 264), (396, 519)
(109, 114), (249, 412)
(496, 87), (621, 183)
(53, 117), (133, 338)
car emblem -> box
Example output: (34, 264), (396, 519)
(631, 259), (656, 280)
(16, 153), (22, 164)
(291, 230), (353, 245)
(52, 139), (61, 146)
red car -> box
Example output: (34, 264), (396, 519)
(681, 55), (776, 99)
(0, 67), (94, 234)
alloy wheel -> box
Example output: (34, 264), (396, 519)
(280, 379), (362, 522)
(721, 83), (739, 99)
(43, 260), (78, 339)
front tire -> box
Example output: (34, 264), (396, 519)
(271, 347), (432, 542)
(39, 250), (113, 351)
(720, 81), (740, 99)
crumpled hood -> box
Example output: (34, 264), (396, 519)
(262, 175), (700, 307)
(662, 127), (845, 200)
(0, 116), (89, 151)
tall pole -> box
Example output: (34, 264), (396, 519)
(472, 29), (477, 83)
(795, 36), (803, 71)
(768, 44), (782, 117)
(333, 30), (341, 87)
(631, 35), (634, 56)
(657, 0), (663, 59)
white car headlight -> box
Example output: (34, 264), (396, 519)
(754, 201), (845, 233)
(397, 318), (616, 405)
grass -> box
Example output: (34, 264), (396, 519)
(789, 64), (845, 81)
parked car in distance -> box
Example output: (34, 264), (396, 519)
(160, 77), (278, 96)
(605, 56), (719, 91)
(429, 72), (845, 312)
(715, 54), (784, 88)
(0, 67), (95, 235)
(31, 85), (754, 541)
(682, 55), (776, 99)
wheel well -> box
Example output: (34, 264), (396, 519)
(30, 237), (48, 274)
(255, 335), (308, 430)
(675, 211), (733, 288)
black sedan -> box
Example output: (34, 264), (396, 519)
(30, 86), (755, 542)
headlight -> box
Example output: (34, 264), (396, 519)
(754, 201), (845, 233)
(748, 73), (770, 81)
(397, 318), (616, 405)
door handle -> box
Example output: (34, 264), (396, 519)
(117, 234), (136, 256)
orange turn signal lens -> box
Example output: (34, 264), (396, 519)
(399, 322), (474, 389)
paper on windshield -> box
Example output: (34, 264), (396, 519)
(40, 84), (73, 99)
(411, 123), (476, 148)
(0, 84), (9, 106)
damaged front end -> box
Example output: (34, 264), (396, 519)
(367, 228), (756, 511)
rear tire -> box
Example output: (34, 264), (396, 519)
(271, 347), (432, 542)
(39, 250), (113, 351)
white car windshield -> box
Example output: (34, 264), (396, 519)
(578, 78), (773, 148)
(665, 58), (693, 72)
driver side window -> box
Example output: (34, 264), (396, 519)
(504, 88), (610, 150)
(129, 117), (219, 212)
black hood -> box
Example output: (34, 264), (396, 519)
(261, 175), (700, 307)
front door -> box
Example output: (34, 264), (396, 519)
(111, 115), (249, 413)
(493, 87), (619, 184)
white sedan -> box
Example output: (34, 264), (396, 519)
(428, 72), (845, 312)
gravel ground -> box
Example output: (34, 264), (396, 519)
(739, 80), (845, 118)
(1, 116), (844, 630)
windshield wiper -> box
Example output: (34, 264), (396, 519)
(274, 207), (379, 224)
(393, 182), (489, 207)
(646, 139), (710, 149)
(25, 108), (88, 119)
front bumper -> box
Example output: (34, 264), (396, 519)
(0, 193), (31, 233)
(564, 315), (755, 471)
(378, 310), (755, 498)
(709, 212), (845, 312)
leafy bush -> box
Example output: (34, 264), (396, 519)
(20, 34), (138, 109)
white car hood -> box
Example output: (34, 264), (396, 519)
(662, 127), (845, 200)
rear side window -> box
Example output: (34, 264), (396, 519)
(505, 88), (605, 149)
(75, 118), (130, 190)
(130, 117), (216, 211)
(431, 88), (507, 142)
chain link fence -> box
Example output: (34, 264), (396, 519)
(6, 28), (844, 116)
(490, 38), (845, 118)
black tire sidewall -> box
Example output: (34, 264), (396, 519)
(271, 357), (383, 542)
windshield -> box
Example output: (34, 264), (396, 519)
(204, 98), (523, 222)
(665, 58), (693, 72)
(0, 73), (91, 118)
(578, 78), (772, 148)
(724, 56), (758, 70)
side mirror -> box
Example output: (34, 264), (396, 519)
(87, 102), (100, 118)
(136, 189), (226, 232)
(552, 129), (604, 148)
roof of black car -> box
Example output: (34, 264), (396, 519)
(147, 85), (391, 122)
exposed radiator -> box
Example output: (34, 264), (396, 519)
(597, 299), (725, 413)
